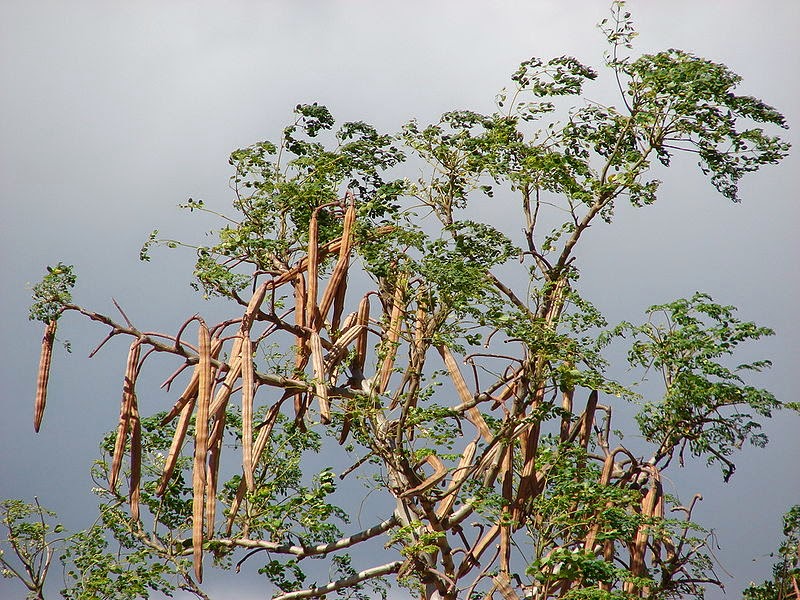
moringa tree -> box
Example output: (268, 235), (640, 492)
(20, 4), (792, 599)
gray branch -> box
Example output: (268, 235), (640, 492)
(216, 514), (397, 558)
(271, 560), (404, 600)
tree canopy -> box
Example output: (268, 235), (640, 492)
(7, 4), (794, 600)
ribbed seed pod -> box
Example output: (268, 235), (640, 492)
(377, 278), (406, 394)
(306, 210), (320, 329)
(224, 402), (282, 536)
(156, 396), (195, 497)
(33, 320), (57, 432)
(318, 201), (356, 322)
(109, 339), (141, 491)
(161, 337), (222, 425)
(129, 400), (142, 521)
(310, 331), (330, 423)
(240, 334), (255, 491)
(437, 345), (492, 442)
(192, 321), (212, 583)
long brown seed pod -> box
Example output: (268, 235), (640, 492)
(413, 303), (425, 354)
(514, 418), (543, 522)
(244, 281), (268, 322)
(266, 224), (395, 291)
(198, 332), (223, 523)
(500, 447), (513, 572)
(208, 336), (243, 417)
(306, 210), (320, 330)
(205, 408), (226, 538)
(398, 454), (447, 499)
(584, 452), (623, 553)
(323, 322), (363, 373)
(109, 339), (141, 491)
(437, 345), (493, 442)
(579, 390), (599, 450)
(436, 439), (477, 519)
(294, 272), (309, 363)
(493, 572), (521, 600)
(237, 280), (267, 476)
(241, 334), (255, 491)
(628, 468), (662, 591)
(339, 303), (364, 436)
(351, 295), (371, 384)
(224, 401), (283, 536)
(292, 273), (311, 423)
(160, 337), (223, 425)
(338, 403), (352, 445)
(377, 277), (407, 394)
(318, 201), (356, 321)
(560, 388), (574, 443)
(129, 399), (142, 521)
(204, 335), (244, 531)
(330, 271), (349, 334)
(310, 331), (330, 424)
(34, 320), (57, 432)
(192, 321), (212, 583)
(156, 396), (195, 496)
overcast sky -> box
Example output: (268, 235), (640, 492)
(1, 2), (798, 599)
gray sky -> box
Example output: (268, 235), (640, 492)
(1, 2), (798, 599)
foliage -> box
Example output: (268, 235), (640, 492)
(614, 293), (778, 481)
(0, 499), (62, 600)
(743, 506), (800, 600)
(11, 3), (790, 600)
(59, 524), (180, 600)
(29, 263), (76, 324)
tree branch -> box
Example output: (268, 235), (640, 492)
(63, 304), (312, 392)
(215, 515), (398, 558)
(271, 560), (403, 600)
(486, 272), (534, 318)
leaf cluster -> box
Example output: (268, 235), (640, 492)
(614, 293), (778, 479)
(29, 263), (76, 324)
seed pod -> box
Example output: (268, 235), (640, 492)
(156, 396), (195, 497)
(319, 200), (356, 323)
(208, 336), (243, 417)
(205, 408), (225, 537)
(161, 337), (223, 425)
(330, 272), (349, 334)
(493, 572), (519, 600)
(225, 402), (282, 536)
(33, 320), (57, 432)
(436, 439), (477, 519)
(413, 303), (425, 354)
(377, 278), (407, 394)
(129, 400), (142, 521)
(240, 334), (255, 491)
(109, 340), (141, 491)
(310, 331), (330, 423)
(192, 321), (212, 583)
(437, 345), (492, 442)
(204, 334), (239, 534)
(324, 322), (363, 373)
(244, 282), (268, 325)
(294, 272), (309, 366)
(351, 295), (371, 385)
(306, 210), (320, 329)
